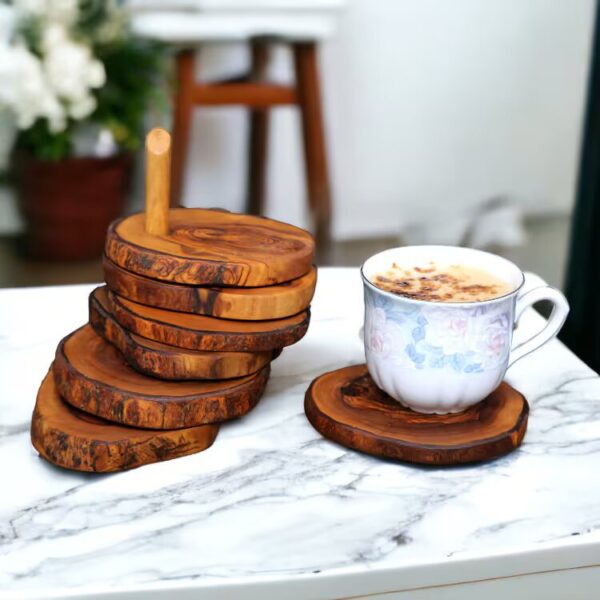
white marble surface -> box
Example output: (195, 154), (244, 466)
(1, 268), (600, 599)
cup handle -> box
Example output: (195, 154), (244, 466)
(508, 286), (570, 368)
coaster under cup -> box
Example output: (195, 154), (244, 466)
(305, 364), (529, 465)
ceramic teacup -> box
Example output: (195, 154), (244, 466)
(361, 246), (569, 414)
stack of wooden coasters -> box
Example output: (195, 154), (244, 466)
(31, 129), (316, 473)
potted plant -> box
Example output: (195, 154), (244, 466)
(0, 1), (166, 260)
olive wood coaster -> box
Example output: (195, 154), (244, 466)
(31, 370), (219, 473)
(106, 207), (315, 287)
(106, 288), (310, 352)
(104, 129), (313, 286)
(90, 287), (277, 380)
(103, 256), (317, 321)
(53, 325), (270, 429)
(304, 364), (529, 466)
(105, 129), (314, 287)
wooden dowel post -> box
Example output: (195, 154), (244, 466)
(145, 128), (171, 235)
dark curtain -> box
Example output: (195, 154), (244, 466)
(560, 2), (600, 370)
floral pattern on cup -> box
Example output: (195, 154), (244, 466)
(364, 287), (511, 374)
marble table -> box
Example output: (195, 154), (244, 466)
(1, 268), (600, 600)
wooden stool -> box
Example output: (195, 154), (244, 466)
(131, 3), (342, 252)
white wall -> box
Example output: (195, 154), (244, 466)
(180, 0), (595, 240)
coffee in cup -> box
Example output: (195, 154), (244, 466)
(372, 262), (512, 302)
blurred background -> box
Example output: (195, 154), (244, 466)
(0, 1), (598, 362)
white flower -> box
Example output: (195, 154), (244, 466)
(42, 28), (105, 121)
(42, 93), (66, 132)
(69, 94), (96, 120)
(87, 60), (106, 88)
(0, 5), (16, 45)
(0, 42), (67, 132)
(13, 0), (46, 17)
(47, 0), (79, 24)
(72, 125), (118, 158)
(0, 1), (106, 132)
(42, 21), (68, 49)
(15, 0), (79, 24)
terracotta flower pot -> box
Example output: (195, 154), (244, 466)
(16, 153), (133, 261)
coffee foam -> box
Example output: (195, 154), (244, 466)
(372, 262), (513, 302)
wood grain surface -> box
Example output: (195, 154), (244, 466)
(104, 208), (315, 286)
(31, 369), (219, 472)
(90, 287), (277, 379)
(106, 287), (310, 352)
(103, 256), (316, 320)
(305, 364), (529, 465)
(53, 325), (270, 429)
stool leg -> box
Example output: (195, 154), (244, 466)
(293, 42), (332, 255)
(246, 40), (271, 216)
(171, 49), (196, 207)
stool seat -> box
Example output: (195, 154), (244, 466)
(132, 11), (339, 42)
(129, 0), (343, 10)
(129, 0), (343, 42)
